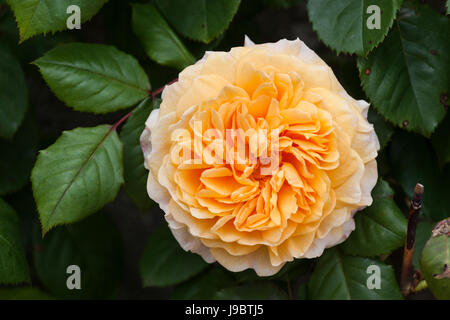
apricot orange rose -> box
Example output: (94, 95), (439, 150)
(140, 37), (379, 276)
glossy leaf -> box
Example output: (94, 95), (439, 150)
(307, 0), (403, 55)
(33, 213), (123, 299)
(308, 248), (403, 299)
(120, 98), (157, 213)
(0, 198), (30, 284)
(0, 44), (28, 139)
(389, 132), (450, 221)
(340, 179), (407, 257)
(171, 267), (234, 300)
(132, 3), (195, 70)
(31, 125), (124, 234)
(154, 0), (241, 43)
(0, 114), (38, 196)
(214, 282), (288, 300)
(420, 234), (450, 300)
(140, 225), (208, 287)
(34, 43), (150, 113)
(6, 0), (109, 42)
(358, 5), (450, 136)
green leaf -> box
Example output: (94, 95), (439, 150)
(0, 198), (30, 284)
(368, 108), (394, 150)
(340, 198), (407, 257)
(447, 0), (450, 15)
(214, 282), (288, 300)
(132, 3), (195, 70)
(140, 224), (208, 287)
(431, 113), (450, 167)
(308, 248), (403, 299)
(0, 113), (38, 196)
(412, 221), (434, 272)
(0, 44), (28, 139)
(371, 178), (394, 199)
(171, 267), (234, 300)
(307, 0), (403, 55)
(389, 132), (450, 221)
(340, 178), (406, 257)
(6, 0), (109, 42)
(154, 0), (241, 43)
(33, 212), (123, 299)
(0, 287), (53, 300)
(420, 234), (450, 300)
(358, 5), (450, 136)
(120, 98), (157, 213)
(31, 125), (124, 234)
(34, 43), (150, 113)
(0, 5), (20, 46)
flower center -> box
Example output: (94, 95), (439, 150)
(169, 70), (339, 232)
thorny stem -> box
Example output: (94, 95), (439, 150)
(400, 183), (424, 296)
(111, 78), (178, 131)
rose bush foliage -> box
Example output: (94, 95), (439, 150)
(0, 0), (448, 300)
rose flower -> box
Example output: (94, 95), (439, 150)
(140, 37), (379, 276)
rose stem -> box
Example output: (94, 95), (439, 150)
(111, 110), (133, 132)
(400, 183), (424, 296)
(150, 78), (178, 98)
(111, 78), (178, 131)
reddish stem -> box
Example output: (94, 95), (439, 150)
(150, 78), (178, 98)
(111, 111), (133, 131)
(111, 78), (178, 131)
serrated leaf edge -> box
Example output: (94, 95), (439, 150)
(32, 125), (124, 236)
